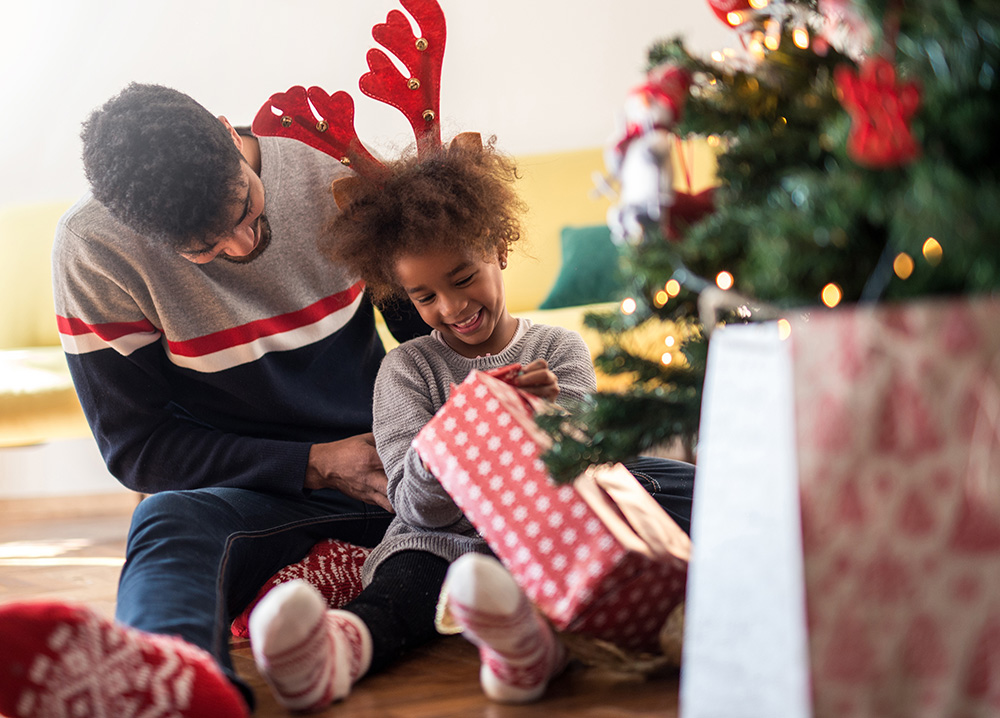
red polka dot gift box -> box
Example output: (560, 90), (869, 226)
(412, 368), (690, 653)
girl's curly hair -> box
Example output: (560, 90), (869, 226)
(327, 134), (527, 306)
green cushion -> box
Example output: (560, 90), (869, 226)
(539, 225), (626, 310)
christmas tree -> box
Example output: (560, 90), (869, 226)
(542, 0), (1000, 482)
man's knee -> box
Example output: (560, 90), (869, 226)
(622, 456), (695, 535)
(127, 489), (238, 549)
(623, 456), (695, 490)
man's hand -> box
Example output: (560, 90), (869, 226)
(513, 359), (560, 401)
(305, 434), (393, 512)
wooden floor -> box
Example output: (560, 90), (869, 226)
(0, 505), (679, 717)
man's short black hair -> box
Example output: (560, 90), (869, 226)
(81, 83), (246, 248)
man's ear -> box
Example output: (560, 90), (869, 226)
(331, 176), (366, 212)
(449, 131), (482, 154)
(218, 116), (243, 152)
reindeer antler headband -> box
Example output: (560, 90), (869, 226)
(251, 0), (447, 179)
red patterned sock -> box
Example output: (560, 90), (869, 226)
(441, 554), (567, 703)
(249, 579), (372, 712)
(0, 601), (247, 718)
(231, 538), (370, 638)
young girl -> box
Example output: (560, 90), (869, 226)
(247, 133), (595, 710)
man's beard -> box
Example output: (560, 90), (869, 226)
(222, 214), (272, 264)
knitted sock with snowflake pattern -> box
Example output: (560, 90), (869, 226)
(231, 538), (370, 638)
(0, 600), (248, 718)
(440, 553), (567, 703)
(249, 579), (372, 712)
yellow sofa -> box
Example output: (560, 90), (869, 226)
(0, 143), (717, 449)
(0, 203), (94, 447)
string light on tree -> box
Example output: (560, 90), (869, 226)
(654, 290), (669, 307)
(777, 318), (792, 340)
(793, 27), (810, 49)
(821, 282), (843, 308)
(764, 19), (781, 51)
(621, 297), (638, 315)
(665, 279), (682, 297)
(893, 252), (915, 279)
(716, 271), (735, 290)
(923, 237), (943, 265)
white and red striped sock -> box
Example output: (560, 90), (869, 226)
(0, 600), (247, 718)
(249, 579), (371, 712)
(441, 554), (567, 703)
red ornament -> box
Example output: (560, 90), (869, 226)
(645, 64), (692, 121)
(835, 57), (922, 169)
(665, 188), (716, 241)
(706, 0), (753, 28)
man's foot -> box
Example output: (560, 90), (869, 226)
(440, 553), (567, 703)
(231, 538), (370, 638)
(249, 579), (371, 712)
(0, 600), (247, 718)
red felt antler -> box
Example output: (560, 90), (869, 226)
(360, 0), (446, 156)
(252, 86), (387, 178)
(252, 0), (447, 176)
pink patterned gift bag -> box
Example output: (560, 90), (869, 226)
(791, 297), (1000, 717)
(412, 369), (689, 652)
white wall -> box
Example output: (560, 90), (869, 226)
(0, 0), (733, 208)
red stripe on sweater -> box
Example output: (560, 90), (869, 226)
(56, 315), (158, 340)
(166, 282), (364, 357)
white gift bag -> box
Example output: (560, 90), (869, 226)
(680, 322), (812, 718)
(681, 299), (1000, 718)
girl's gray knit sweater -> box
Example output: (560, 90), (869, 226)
(362, 320), (597, 584)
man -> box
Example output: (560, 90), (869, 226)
(0, 82), (428, 717)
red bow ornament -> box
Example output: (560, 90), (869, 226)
(835, 56), (922, 169)
(706, 0), (753, 28)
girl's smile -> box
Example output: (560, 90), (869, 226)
(450, 309), (484, 335)
(394, 245), (516, 358)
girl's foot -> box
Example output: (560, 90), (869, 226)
(441, 553), (567, 703)
(249, 579), (371, 712)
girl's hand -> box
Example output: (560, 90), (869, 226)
(513, 359), (560, 401)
